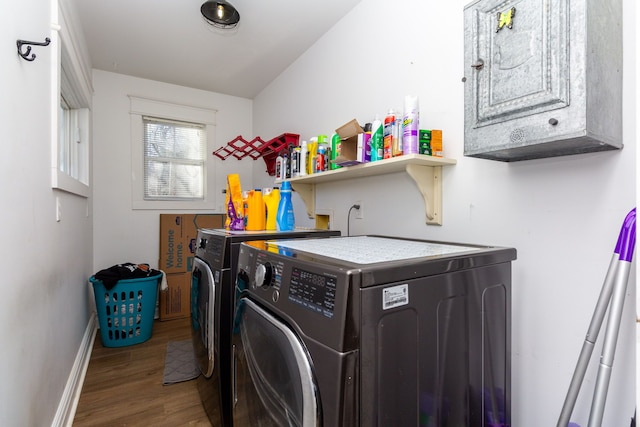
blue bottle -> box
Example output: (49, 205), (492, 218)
(276, 181), (295, 231)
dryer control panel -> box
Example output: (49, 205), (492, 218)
(195, 233), (226, 269)
(246, 249), (339, 319)
(288, 267), (337, 319)
(236, 241), (355, 353)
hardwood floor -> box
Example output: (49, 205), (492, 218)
(73, 317), (211, 426)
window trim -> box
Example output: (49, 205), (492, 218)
(52, 0), (93, 198)
(129, 96), (217, 210)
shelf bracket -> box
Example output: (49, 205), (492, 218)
(290, 182), (315, 219)
(405, 164), (442, 225)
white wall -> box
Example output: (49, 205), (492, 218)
(0, 0), (633, 424)
(253, 0), (637, 425)
(91, 71), (253, 271)
(0, 0), (94, 425)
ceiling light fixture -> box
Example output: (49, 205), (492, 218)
(201, 0), (240, 30)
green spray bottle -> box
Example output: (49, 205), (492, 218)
(330, 133), (341, 170)
(370, 115), (383, 162)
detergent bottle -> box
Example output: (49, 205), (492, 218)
(224, 189), (230, 229)
(245, 189), (266, 231)
(263, 187), (280, 231)
(226, 174), (244, 230)
(276, 181), (295, 231)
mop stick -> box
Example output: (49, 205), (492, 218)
(557, 208), (636, 427)
(556, 254), (619, 426)
(588, 210), (636, 426)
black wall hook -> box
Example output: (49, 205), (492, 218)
(17, 38), (51, 61)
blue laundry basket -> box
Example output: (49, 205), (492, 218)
(90, 274), (160, 347)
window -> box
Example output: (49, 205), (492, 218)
(58, 95), (89, 186)
(129, 96), (217, 210)
(58, 97), (72, 174)
(143, 116), (206, 200)
(53, 0), (92, 198)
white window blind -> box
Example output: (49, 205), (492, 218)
(143, 116), (206, 200)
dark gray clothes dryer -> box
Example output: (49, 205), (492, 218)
(190, 228), (339, 427)
(233, 235), (516, 426)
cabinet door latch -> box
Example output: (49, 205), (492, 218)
(471, 59), (484, 71)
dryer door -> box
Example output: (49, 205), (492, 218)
(233, 297), (319, 427)
(191, 257), (216, 378)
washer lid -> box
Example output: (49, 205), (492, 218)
(273, 236), (484, 264)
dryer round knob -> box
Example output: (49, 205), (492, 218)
(255, 262), (273, 288)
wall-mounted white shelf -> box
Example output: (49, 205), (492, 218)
(275, 154), (457, 225)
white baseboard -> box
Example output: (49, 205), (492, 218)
(51, 313), (97, 427)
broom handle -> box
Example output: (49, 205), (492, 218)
(557, 208), (636, 426)
(556, 255), (618, 426)
(588, 209), (635, 426)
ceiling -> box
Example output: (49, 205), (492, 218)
(71, 0), (362, 99)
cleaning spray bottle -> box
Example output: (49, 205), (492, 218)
(276, 181), (295, 231)
(291, 147), (300, 177)
(330, 133), (341, 170)
(299, 141), (308, 176)
(403, 95), (419, 154)
(275, 152), (284, 180)
(370, 115), (383, 162)
(393, 114), (403, 157)
(308, 137), (318, 174)
(383, 110), (396, 159)
(363, 123), (372, 162)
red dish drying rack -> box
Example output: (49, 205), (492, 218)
(212, 133), (299, 176)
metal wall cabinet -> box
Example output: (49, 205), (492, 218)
(463, 0), (622, 161)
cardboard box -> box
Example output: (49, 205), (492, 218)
(159, 272), (191, 321)
(333, 119), (366, 167)
(159, 214), (224, 274)
(419, 129), (443, 156)
(431, 129), (443, 157)
(419, 129), (432, 155)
